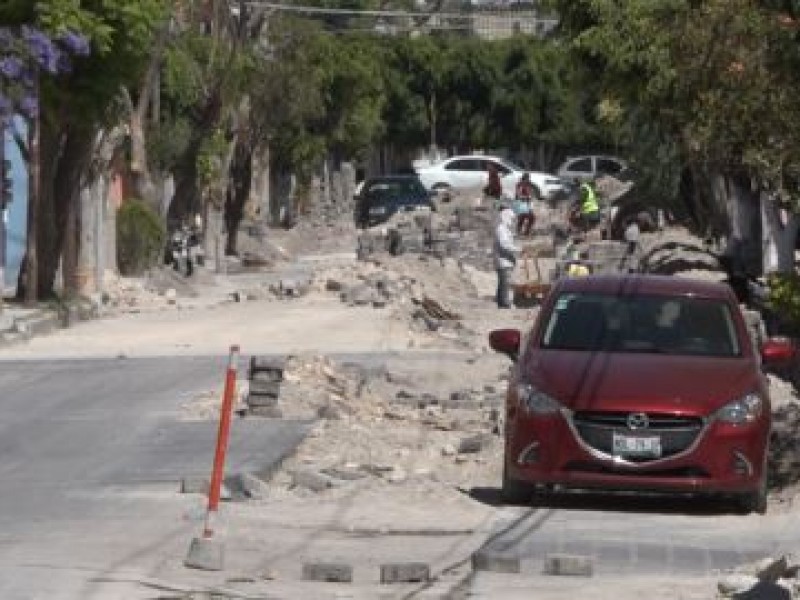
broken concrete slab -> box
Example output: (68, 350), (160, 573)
(291, 469), (339, 492)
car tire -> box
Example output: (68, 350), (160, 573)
(736, 468), (768, 515)
(502, 463), (533, 505)
(388, 230), (405, 256)
(532, 185), (543, 201)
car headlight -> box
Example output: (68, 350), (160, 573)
(517, 384), (560, 415)
(715, 393), (763, 425)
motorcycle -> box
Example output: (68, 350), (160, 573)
(165, 225), (203, 277)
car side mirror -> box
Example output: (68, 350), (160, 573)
(761, 337), (796, 369)
(489, 328), (521, 362)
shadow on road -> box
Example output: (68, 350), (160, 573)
(464, 485), (744, 516)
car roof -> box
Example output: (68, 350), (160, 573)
(553, 274), (734, 300)
(364, 174), (423, 183)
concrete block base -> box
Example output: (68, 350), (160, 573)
(543, 553), (593, 576)
(184, 536), (224, 571)
(380, 562), (430, 583)
(302, 562), (353, 582)
(472, 550), (521, 573)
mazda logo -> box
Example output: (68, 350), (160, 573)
(627, 412), (649, 430)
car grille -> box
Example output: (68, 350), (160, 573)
(563, 461), (710, 479)
(571, 411), (704, 463)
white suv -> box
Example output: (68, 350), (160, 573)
(415, 155), (566, 200)
(556, 155), (627, 183)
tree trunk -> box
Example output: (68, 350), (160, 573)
(717, 172), (762, 276)
(42, 128), (95, 298)
(167, 91), (223, 226)
(761, 190), (798, 275)
(224, 140), (252, 256)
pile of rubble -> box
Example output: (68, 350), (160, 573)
(269, 352), (507, 498)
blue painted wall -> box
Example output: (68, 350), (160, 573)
(3, 118), (28, 291)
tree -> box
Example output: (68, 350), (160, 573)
(552, 0), (800, 274)
(1, 1), (170, 302)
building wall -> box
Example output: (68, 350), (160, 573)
(2, 118), (28, 292)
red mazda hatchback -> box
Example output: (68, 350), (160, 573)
(489, 274), (796, 513)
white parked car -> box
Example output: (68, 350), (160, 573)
(556, 154), (627, 183)
(415, 155), (566, 200)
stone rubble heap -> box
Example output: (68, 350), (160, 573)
(215, 351), (511, 498)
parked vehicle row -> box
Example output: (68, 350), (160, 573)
(414, 154), (567, 201)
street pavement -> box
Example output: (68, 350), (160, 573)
(0, 356), (312, 599)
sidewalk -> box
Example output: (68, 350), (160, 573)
(0, 301), (62, 348)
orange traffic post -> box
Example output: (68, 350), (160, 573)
(185, 345), (240, 571)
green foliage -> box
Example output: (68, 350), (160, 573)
(552, 0), (800, 200)
(116, 199), (165, 276)
(36, 0), (170, 126)
(767, 273), (800, 333)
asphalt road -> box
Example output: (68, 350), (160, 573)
(0, 355), (311, 599)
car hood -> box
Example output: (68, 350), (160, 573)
(523, 351), (760, 415)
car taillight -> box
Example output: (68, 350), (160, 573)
(715, 393), (763, 425)
(517, 384), (560, 415)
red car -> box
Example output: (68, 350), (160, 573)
(489, 274), (796, 514)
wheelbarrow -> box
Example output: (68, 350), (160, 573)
(512, 249), (551, 308)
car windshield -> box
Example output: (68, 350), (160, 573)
(501, 159), (524, 172)
(365, 179), (426, 200)
(540, 292), (741, 357)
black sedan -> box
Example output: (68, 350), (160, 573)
(355, 175), (435, 228)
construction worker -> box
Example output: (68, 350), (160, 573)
(493, 207), (520, 308)
(571, 177), (602, 231)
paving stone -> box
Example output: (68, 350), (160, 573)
(246, 392), (279, 408)
(249, 356), (285, 375)
(302, 562), (353, 583)
(317, 404), (341, 420)
(543, 553), (593, 577)
(181, 477), (209, 494)
(248, 405), (283, 418)
(380, 562), (430, 584)
(472, 550), (521, 573)
(325, 279), (344, 292)
(457, 433), (492, 454)
(248, 379), (281, 396)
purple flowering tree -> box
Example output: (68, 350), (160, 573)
(0, 26), (89, 127)
(0, 25), (89, 304)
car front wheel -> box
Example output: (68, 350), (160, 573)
(502, 463), (534, 505)
(735, 469), (768, 515)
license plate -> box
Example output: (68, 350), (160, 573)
(612, 433), (661, 457)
